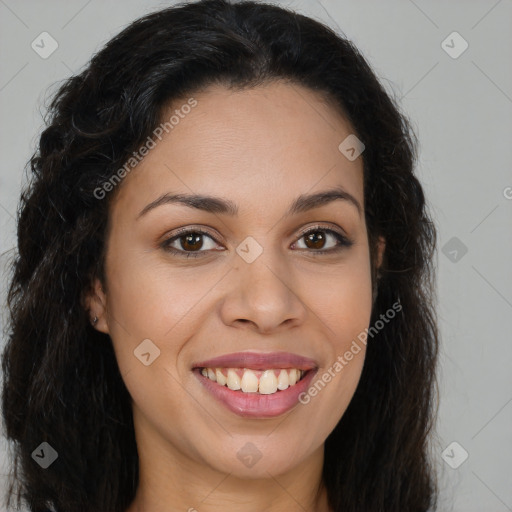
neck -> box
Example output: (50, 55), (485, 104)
(125, 410), (331, 512)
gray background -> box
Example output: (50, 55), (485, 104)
(1, 0), (511, 511)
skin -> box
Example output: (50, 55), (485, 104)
(86, 81), (385, 512)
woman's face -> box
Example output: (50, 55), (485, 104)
(90, 81), (382, 479)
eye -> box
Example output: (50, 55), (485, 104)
(292, 226), (353, 254)
(160, 224), (353, 259)
(161, 228), (221, 258)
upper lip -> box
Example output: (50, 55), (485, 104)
(192, 351), (318, 371)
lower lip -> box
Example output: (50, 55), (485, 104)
(194, 368), (317, 418)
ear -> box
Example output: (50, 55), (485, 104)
(371, 236), (386, 305)
(375, 235), (386, 271)
(82, 277), (110, 334)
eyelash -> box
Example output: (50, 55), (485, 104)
(160, 225), (353, 259)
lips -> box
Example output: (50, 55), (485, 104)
(192, 351), (318, 371)
(192, 351), (319, 418)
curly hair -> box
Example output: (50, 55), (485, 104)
(1, 0), (440, 511)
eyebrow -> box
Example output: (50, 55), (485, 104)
(136, 186), (362, 220)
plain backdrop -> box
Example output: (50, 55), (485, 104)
(1, 1), (511, 511)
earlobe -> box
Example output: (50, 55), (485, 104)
(82, 278), (109, 334)
(376, 236), (386, 271)
(371, 236), (386, 306)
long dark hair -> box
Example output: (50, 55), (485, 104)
(1, 1), (440, 510)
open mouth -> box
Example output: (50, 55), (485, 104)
(197, 367), (310, 395)
(191, 351), (318, 417)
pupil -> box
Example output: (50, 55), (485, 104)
(307, 231), (325, 249)
(182, 233), (202, 251)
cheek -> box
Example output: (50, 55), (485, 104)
(303, 242), (374, 341)
(298, 244), (373, 418)
(103, 245), (219, 366)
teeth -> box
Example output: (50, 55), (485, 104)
(201, 367), (306, 395)
(241, 369), (259, 392)
(227, 369), (241, 390)
(215, 369), (227, 386)
(277, 369), (289, 390)
(258, 370), (278, 394)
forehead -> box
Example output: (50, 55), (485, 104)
(111, 81), (364, 220)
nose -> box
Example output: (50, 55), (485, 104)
(219, 251), (307, 334)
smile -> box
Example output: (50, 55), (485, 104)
(200, 367), (306, 394)
(193, 351), (318, 418)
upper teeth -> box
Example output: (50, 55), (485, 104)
(200, 367), (305, 394)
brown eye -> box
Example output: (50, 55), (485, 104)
(161, 229), (219, 258)
(161, 225), (352, 259)
(294, 227), (353, 254)
(179, 233), (204, 251)
(303, 231), (327, 250)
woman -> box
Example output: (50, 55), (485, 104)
(1, 0), (440, 510)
